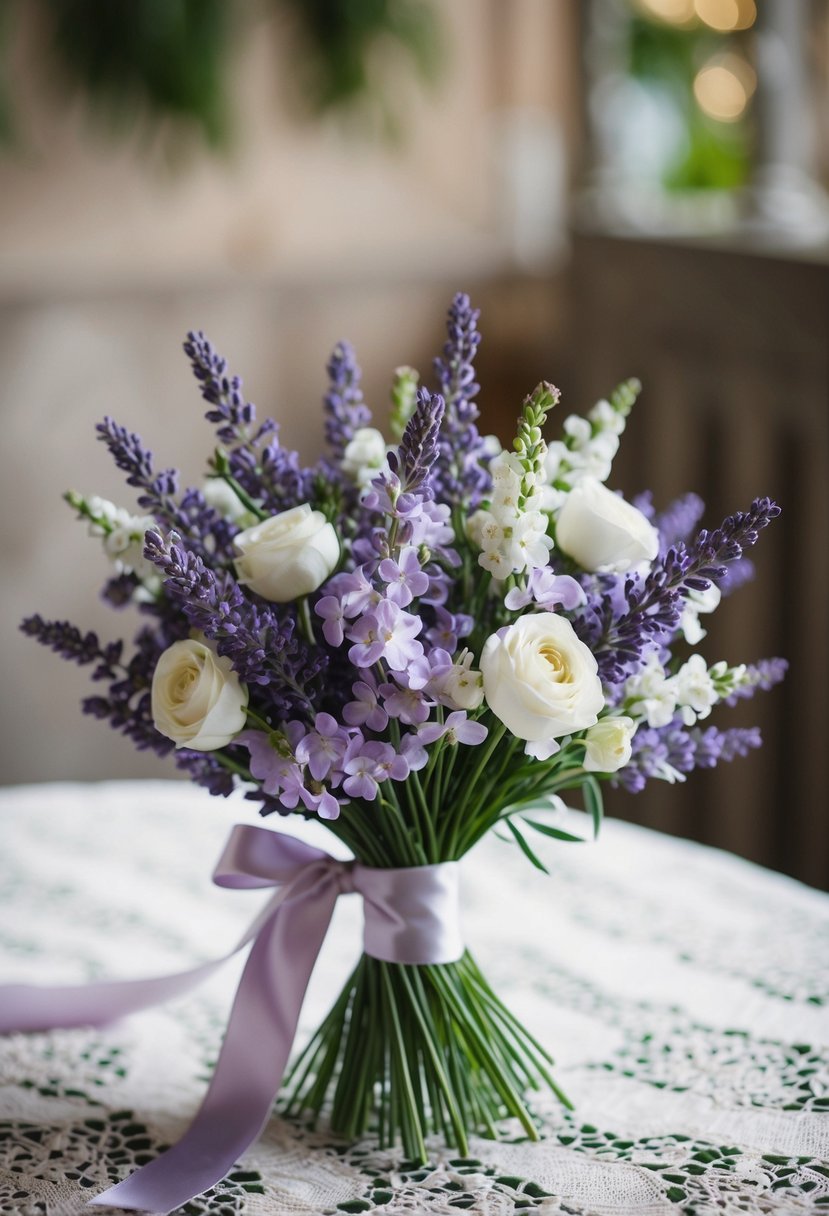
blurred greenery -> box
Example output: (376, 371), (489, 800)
(628, 13), (752, 192)
(0, 0), (442, 155)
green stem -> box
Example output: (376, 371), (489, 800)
(298, 597), (316, 646)
(213, 469), (267, 520)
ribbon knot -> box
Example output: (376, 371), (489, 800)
(0, 823), (462, 1215)
(335, 857), (358, 896)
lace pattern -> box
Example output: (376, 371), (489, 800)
(1, 780), (827, 1215)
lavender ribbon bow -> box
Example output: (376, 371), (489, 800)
(0, 825), (463, 1214)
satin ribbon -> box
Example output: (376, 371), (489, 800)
(0, 824), (463, 1214)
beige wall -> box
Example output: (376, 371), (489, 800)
(0, 1), (577, 785)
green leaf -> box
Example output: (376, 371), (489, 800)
(522, 817), (586, 844)
(582, 776), (604, 839)
(505, 818), (550, 875)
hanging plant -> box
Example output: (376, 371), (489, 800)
(0, 0), (442, 154)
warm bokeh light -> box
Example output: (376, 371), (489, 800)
(636, 0), (696, 26)
(694, 0), (757, 33)
(693, 52), (757, 122)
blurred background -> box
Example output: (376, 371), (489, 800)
(1, 0), (826, 887)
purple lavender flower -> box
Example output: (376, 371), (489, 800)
(347, 600), (423, 671)
(725, 658), (788, 704)
(505, 569), (586, 613)
(405, 648), (453, 692)
(237, 729), (305, 803)
(418, 711), (487, 747)
(718, 557), (755, 595)
(175, 750), (236, 797)
(388, 388), (445, 497)
(298, 785), (342, 821)
(315, 595), (346, 646)
(692, 724), (762, 767)
(145, 530), (324, 718)
(323, 340), (371, 460)
(616, 715), (764, 791)
(343, 740), (409, 800)
(327, 568), (381, 618)
(184, 331), (313, 512)
(184, 330), (275, 448)
(295, 713), (350, 781)
(343, 678), (389, 731)
(379, 546), (430, 606)
(379, 681), (431, 725)
(425, 607), (473, 653)
(431, 293), (492, 508)
(590, 497), (782, 684)
(654, 493), (705, 553)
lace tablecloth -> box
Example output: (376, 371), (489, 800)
(1, 780), (827, 1216)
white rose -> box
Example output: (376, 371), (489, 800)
(233, 503), (339, 602)
(341, 427), (388, 479)
(480, 612), (604, 743)
(555, 478), (659, 573)
(583, 716), (636, 773)
(152, 638), (248, 751)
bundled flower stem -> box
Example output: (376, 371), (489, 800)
(22, 293), (785, 1158)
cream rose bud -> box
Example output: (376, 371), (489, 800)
(233, 504), (339, 602)
(480, 613), (604, 743)
(555, 478), (659, 573)
(583, 716), (637, 773)
(152, 639), (248, 751)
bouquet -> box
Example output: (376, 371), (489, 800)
(22, 293), (785, 1188)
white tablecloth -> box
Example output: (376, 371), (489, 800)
(1, 780), (827, 1215)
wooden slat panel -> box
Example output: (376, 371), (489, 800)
(569, 230), (829, 889)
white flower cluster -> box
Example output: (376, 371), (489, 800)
(467, 453), (553, 580)
(543, 398), (626, 506)
(623, 653), (748, 729)
(85, 496), (159, 587)
(434, 648), (484, 712)
(678, 582), (722, 644)
(341, 426), (390, 490)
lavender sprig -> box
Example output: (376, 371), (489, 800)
(21, 615), (174, 755)
(594, 497), (781, 682)
(615, 718), (762, 791)
(324, 340), (371, 459)
(96, 417), (226, 558)
(185, 330), (313, 514)
(145, 530), (324, 718)
(389, 388), (445, 496)
(654, 493), (705, 552)
(726, 657), (788, 704)
(20, 615), (123, 678)
(184, 330), (276, 448)
(82, 625), (176, 755)
(432, 292), (490, 507)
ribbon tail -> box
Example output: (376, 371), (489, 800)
(0, 960), (229, 1035)
(89, 871), (340, 1214)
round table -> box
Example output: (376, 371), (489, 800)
(1, 780), (827, 1215)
